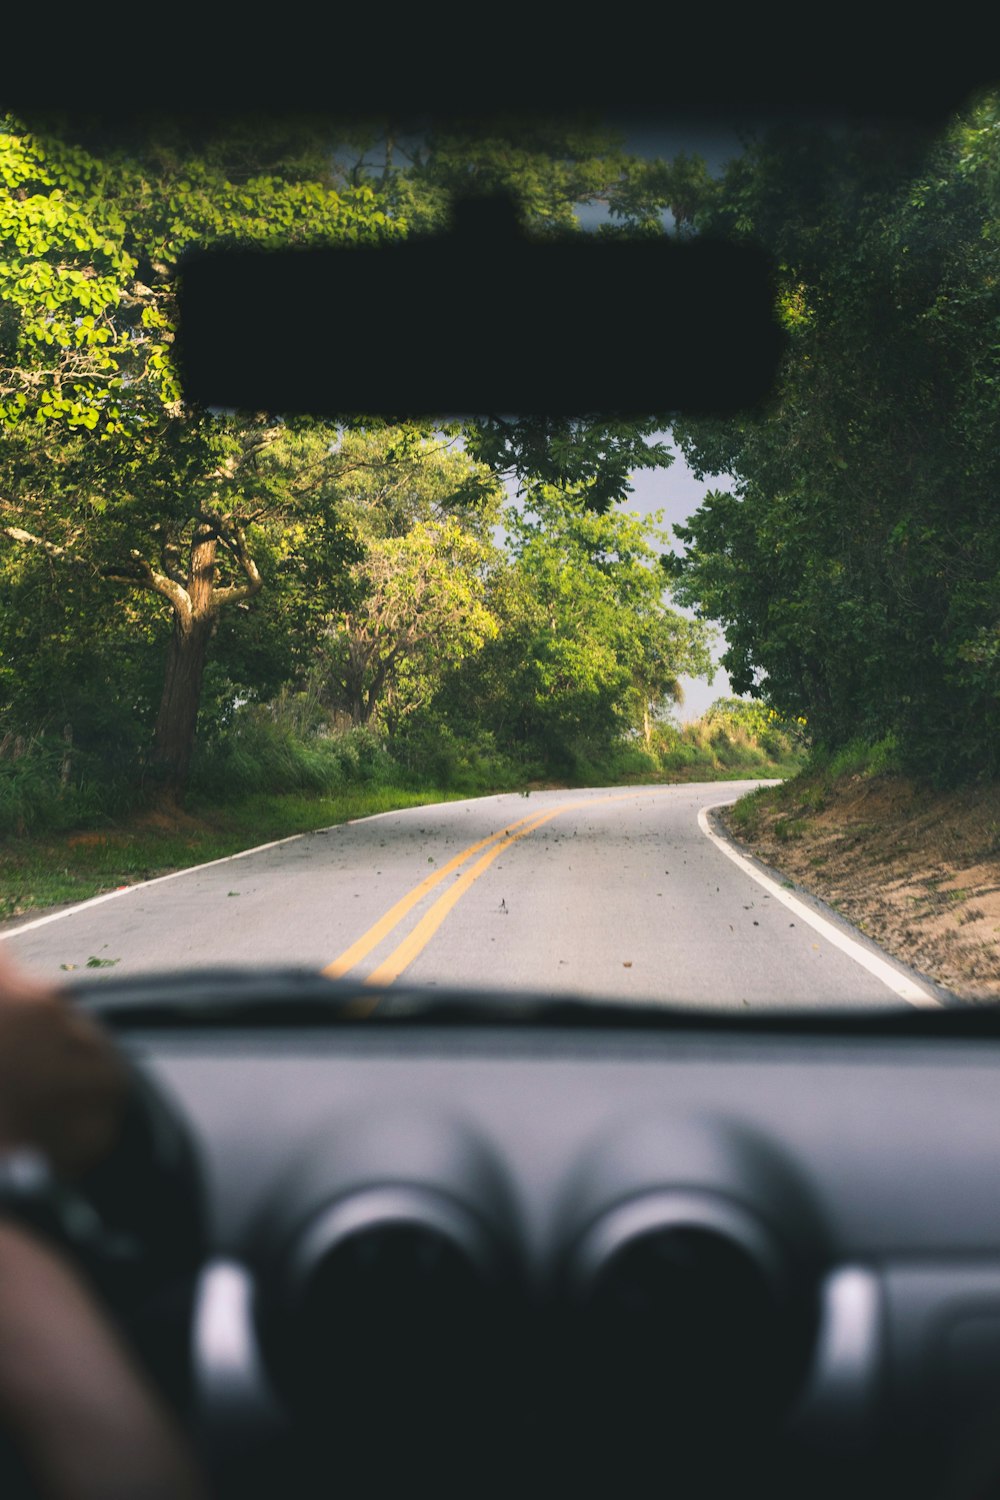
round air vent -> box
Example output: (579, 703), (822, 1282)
(555, 1189), (815, 1481)
(258, 1184), (516, 1486)
(577, 1192), (790, 1401)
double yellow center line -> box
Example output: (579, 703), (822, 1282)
(322, 793), (638, 1012)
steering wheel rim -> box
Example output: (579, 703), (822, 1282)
(72, 1058), (207, 1300)
(0, 1059), (207, 1495)
(0, 1057), (208, 1393)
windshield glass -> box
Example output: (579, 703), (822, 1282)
(1, 101), (997, 1011)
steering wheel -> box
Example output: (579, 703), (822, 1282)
(0, 1057), (207, 1496)
(0, 1057), (207, 1394)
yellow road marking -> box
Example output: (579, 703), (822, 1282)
(333, 790), (647, 1017)
(321, 810), (541, 979)
(363, 805), (569, 990)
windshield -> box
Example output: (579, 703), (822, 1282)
(1, 101), (997, 1012)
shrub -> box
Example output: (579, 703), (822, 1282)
(0, 731), (130, 836)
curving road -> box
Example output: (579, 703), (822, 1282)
(1, 783), (940, 1011)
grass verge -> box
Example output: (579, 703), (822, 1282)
(0, 785), (469, 925)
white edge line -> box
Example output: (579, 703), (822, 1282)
(0, 790), (572, 942)
(0, 831), (309, 941)
(697, 799), (942, 1009)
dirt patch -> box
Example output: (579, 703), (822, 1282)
(131, 805), (212, 835)
(722, 774), (1000, 1002)
(64, 830), (141, 850)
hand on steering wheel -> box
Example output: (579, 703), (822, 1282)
(0, 948), (205, 1314)
(0, 950), (208, 1499)
(0, 948), (126, 1176)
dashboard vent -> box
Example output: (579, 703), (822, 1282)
(258, 1185), (518, 1486)
(559, 1191), (813, 1469)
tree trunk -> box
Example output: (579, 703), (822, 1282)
(150, 615), (213, 799)
(149, 529), (218, 802)
(59, 723), (73, 790)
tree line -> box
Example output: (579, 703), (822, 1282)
(6, 96), (990, 818)
(669, 91), (1000, 785)
(0, 116), (713, 810)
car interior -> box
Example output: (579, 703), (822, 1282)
(4, 28), (1000, 1500)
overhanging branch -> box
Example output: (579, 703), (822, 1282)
(1, 524), (86, 566)
(213, 517), (263, 607)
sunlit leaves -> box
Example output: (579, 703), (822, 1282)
(0, 115), (402, 437)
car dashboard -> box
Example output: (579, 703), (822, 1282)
(69, 974), (1000, 1500)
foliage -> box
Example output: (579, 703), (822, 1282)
(463, 417), (673, 515)
(670, 94), (1000, 784)
(429, 488), (714, 773)
(701, 696), (808, 750)
(318, 518), (501, 729)
(0, 114), (397, 435)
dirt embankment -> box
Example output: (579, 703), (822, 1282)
(721, 774), (1000, 1003)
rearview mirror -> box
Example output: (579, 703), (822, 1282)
(176, 195), (783, 417)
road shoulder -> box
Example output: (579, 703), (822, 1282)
(715, 773), (1000, 1004)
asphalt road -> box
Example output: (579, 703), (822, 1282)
(1, 783), (939, 1010)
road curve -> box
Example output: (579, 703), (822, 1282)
(1, 783), (938, 1011)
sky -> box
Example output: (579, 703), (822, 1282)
(617, 433), (736, 721)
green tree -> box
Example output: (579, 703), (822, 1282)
(670, 95), (1000, 781)
(0, 115), (400, 795)
(319, 518), (500, 730)
(440, 488), (713, 771)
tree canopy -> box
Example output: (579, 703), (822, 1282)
(427, 488), (713, 773)
(5, 107), (828, 812)
(669, 94), (1000, 782)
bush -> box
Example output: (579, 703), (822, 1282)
(610, 745), (661, 778)
(329, 725), (396, 787)
(815, 733), (901, 783)
(393, 716), (530, 793)
(0, 731), (132, 836)
(191, 713), (343, 801)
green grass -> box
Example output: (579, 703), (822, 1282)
(722, 732), (915, 842)
(0, 785), (468, 923)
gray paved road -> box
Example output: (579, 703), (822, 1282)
(1, 784), (936, 1010)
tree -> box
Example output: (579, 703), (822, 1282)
(670, 96), (1000, 781)
(321, 426), (504, 543)
(438, 488), (713, 771)
(319, 519), (500, 730)
(0, 115), (401, 796)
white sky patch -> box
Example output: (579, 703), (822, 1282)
(624, 434), (736, 721)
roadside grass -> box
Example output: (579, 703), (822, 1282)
(0, 785), (468, 923)
(1, 709), (804, 922)
(726, 734), (904, 837)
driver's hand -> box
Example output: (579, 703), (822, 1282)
(0, 949), (127, 1176)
